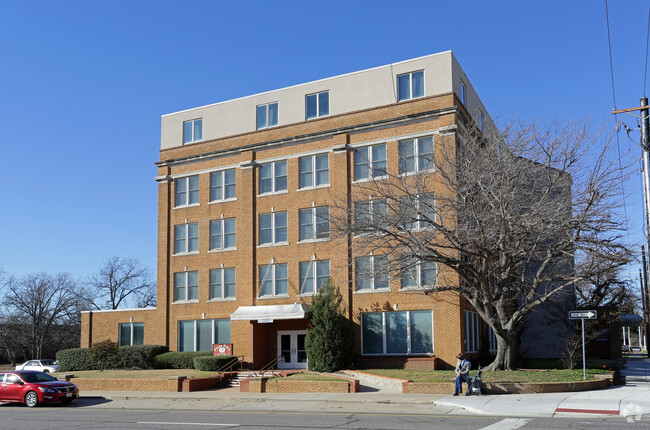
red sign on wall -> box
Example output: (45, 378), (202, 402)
(213, 343), (233, 356)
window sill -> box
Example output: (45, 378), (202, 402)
(257, 242), (289, 248)
(399, 286), (435, 292)
(173, 203), (200, 209)
(297, 238), (330, 244)
(354, 288), (391, 294)
(398, 169), (435, 177)
(257, 294), (290, 300)
(208, 248), (237, 253)
(352, 176), (388, 184)
(208, 297), (237, 302)
(297, 184), (331, 192)
(173, 251), (200, 257)
(172, 300), (200, 305)
(257, 190), (289, 197)
(209, 198), (237, 205)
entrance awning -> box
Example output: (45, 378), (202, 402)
(230, 304), (311, 322)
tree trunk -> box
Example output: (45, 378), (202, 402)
(485, 332), (518, 371)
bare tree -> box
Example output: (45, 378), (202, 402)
(84, 257), (155, 310)
(332, 117), (633, 370)
(3, 273), (82, 359)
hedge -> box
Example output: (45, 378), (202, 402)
(153, 351), (212, 369)
(56, 348), (95, 371)
(56, 345), (169, 371)
(193, 355), (236, 371)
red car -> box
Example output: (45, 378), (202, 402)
(0, 371), (79, 407)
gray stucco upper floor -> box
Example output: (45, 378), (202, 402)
(160, 51), (488, 150)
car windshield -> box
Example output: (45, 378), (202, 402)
(21, 372), (57, 383)
(40, 360), (56, 365)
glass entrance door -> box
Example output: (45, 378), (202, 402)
(277, 330), (307, 369)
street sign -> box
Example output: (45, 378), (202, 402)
(569, 310), (597, 320)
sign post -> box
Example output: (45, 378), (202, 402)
(569, 310), (597, 380)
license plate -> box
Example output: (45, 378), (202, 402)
(66, 393), (72, 397)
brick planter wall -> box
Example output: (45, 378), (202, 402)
(243, 377), (357, 393)
(69, 377), (184, 392)
(181, 376), (225, 392)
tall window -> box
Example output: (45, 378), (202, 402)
(179, 319), (230, 352)
(209, 218), (236, 250)
(488, 326), (497, 354)
(258, 263), (288, 296)
(174, 222), (199, 254)
(209, 267), (236, 300)
(354, 144), (387, 181)
(355, 254), (389, 291)
(361, 310), (433, 355)
(256, 102), (278, 129)
(298, 154), (329, 188)
(459, 80), (466, 105)
(174, 175), (200, 207)
(306, 91), (329, 119)
(478, 110), (484, 132)
(299, 260), (330, 294)
(259, 160), (287, 194)
(401, 193), (436, 230)
(354, 198), (388, 231)
(119, 322), (144, 346)
(399, 136), (434, 174)
(174, 271), (199, 302)
(464, 311), (479, 353)
(183, 118), (202, 144)
(210, 169), (236, 202)
(259, 211), (288, 245)
(397, 70), (424, 101)
(401, 260), (436, 290)
(299, 206), (329, 241)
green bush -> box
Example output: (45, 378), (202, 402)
(56, 348), (95, 371)
(193, 355), (236, 371)
(114, 345), (169, 369)
(153, 351), (212, 369)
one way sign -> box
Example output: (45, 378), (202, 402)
(569, 310), (597, 320)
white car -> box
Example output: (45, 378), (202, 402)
(15, 359), (59, 373)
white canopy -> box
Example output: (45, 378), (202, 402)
(230, 304), (311, 321)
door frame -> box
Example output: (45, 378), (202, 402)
(277, 330), (308, 369)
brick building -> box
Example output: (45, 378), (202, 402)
(81, 51), (492, 369)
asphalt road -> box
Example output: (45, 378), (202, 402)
(0, 398), (648, 430)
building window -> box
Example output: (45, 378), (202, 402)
(174, 175), (199, 207)
(298, 153), (329, 188)
(299, 259), (330, 294)
(178, 319), (231, 352)
(259, 160), (287, 194)
(259, 263), (288, 297)
(256, 102), (278, 129)
(209, 267), (236, 300)
(399, 136), (434, 174)
(459, 80), (466, 105)
(209, 218), (236, 251)
(299, 206), (329, 241)
(355, 254), (389, 291)
(488, 325), (497, 354)
(306, 91), (329, 119)
(354, 144), (387, 181)
(397, 70), (424, 101)
(361, 310), (433, 355)
(174, 222), (199, 254)
(259, 211), (288, 245)
(183, 118), (202, 144)
(210, 169), (236, 202)
(401, 193), (436, 230)
(401, 260), (436, 290)
(119, 322), (144, 346)
(174, 271), (199, 302)
(478, 111), (484, 132)
(354, 198), (388, 231)
(464, 311), (479, 353)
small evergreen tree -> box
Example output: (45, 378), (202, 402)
(305, 280), (353, 372)
(89, 339), (118, 371)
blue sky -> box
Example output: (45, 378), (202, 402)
(1, 1), (648, 283)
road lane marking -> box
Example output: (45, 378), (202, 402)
(479, 418), (530, 430)
(137, 422), (239, 427)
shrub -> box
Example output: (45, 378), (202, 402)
(90, 339), (119, 371)
(193, 355), (236, 371)
(113, 345), (169, 369)
(154, 351), (212, 369)
(56, 348), (95, 372)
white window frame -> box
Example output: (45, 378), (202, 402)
(183, 118), (202, 144)
(209, 169), (236, 202)
(178, 319), (231, 352)
(397, 70), (424, 101)
(119, 322), (144, 346)
(258, 160), (287, 195)
(299, 259), (330, 295)
(259, 211), (288, 246)
(305, 91), (329, 119)
(355, 254), (389, 292)
(353, 198), (388, 235)
(361, 310), (434, 355)
(400, 260), (437, 290)
(209, 218), (236, 251)
(256, 102), (278, 129)
(353, 143), (387, 181)
(173, 270), (199, 303)
(402, 193), (436, 230)
(398, 135), (434, 175)
(174, 222), (199, 255)
(258, 262), (289, 297)
(209, 267), (236, 300)
(464, 311), (480, 353)
(299, 206), (329, 242)
(298, 153), (329, 189)
(174, 175), (200, 208)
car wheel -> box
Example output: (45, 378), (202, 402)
(43, 369), (49, 373)
(25, 391), (39, 408)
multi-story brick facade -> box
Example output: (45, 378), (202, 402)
(81, 51), (490, 369)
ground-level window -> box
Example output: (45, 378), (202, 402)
(361, 310), (433, 355)
(464, 311), (479, 353)
(119, 322), (144, 346)
(488, 325), (497, 354)
(178, 319), (231, 352)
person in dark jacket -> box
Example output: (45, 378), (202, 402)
(453, 353), (471, 395)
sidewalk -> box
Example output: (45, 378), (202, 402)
(81, 353), (650, 418)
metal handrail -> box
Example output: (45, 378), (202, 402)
(254, 355), (284, 377)
(216, 355), (244, 373)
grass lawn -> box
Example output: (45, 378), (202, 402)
(361, 368), (612, 383)
(52, 369), (218, 379)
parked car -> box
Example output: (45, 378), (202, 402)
(14, 359), (59, 373)
(0, 371), (78, 407)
